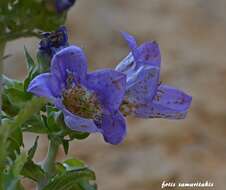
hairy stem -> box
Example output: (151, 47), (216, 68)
(0, 43), (7, 190)
(37, 139), (60, 190)
(0, 31), (40, 42)
(43, 139), (59, 175)
(1, 96), (46, 188)
(0, 41), (6, 124)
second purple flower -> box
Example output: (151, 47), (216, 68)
(116, 32), (192, 119)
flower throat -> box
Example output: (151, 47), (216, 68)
(63, 85), (102, 119)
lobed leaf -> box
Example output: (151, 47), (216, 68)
(21, 160), (45, 182)
(28, 136), (39, 159)
(43, 169), (96, 190)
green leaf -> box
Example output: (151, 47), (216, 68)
(41, 108), (90, 141)
(43, 169), (96, 190)
(28, 136), (39, 159)
(11, 153), (27, 177)
(21, 160), (45, 182)
(4, 88), (31, 105)
(6, 126), (23, 160)
(63, 158), (86, 171)
(22, 114), (48, 134)
(55, 163), (66, 174)
(3, 152), (27, 190)
(0, 0), (68, 42)
(0, 123), (10, 187)
(2, 75), (32, 116)
(0, 110), (9, 120)
(51, 158), (97, 190)
(62, 139), (69, 155)
(68, 131), (90, 140)
(23, 48), (39, 91)
(46, 106), (62, 133)
(37, 50), (51, 72)
(2, 93), (20, 116)
(24, 47), (35, 72)
(2, 75), (22, 90)
(79, 180), (97, 190)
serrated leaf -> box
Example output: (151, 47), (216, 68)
(5, 88), (31, 105)
(22, 114), (48, 134)
(2, 93), (20, 116)
(28, 136), (39, 159)
(68, 131), (90, 140)
(45, 109), (90, 141)
(45, 106), (62, 133)
(0, 123), (10, 187)
(63, 158), (86, 171)
(23, 49), (39, 91)
(2, 75), (22, 90)
(2, 75), (32, 114)
(0, 0), (67, 42)
(23, 68), (39, 92)
(16, 182), (26, 190)
(3, 152), (27, 190)
(12, 153), (27, 177)
(24, 47), (35, 72)
(55, 163), (66, 174)
(21, 160), (45, 182)
(7, 127), (23, 158)
(79, 180), (97, 190)
(37, 51), (51, 72)
(62, 139), (69, 155)
(43, 169), (96, 190)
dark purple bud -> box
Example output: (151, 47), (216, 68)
(55, 0), (76, 13)
(37, 26), (69, 72)
(39, 26), (69, 57)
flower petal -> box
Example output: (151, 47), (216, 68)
(121, 32), (138, 58)
(101, 111), (127, 145)
(125, 65), (160, 104)
(64, 112), (100, 133)
(51, 45), (88, 88)
(120, 32), (161, 68)
(86, 69), (126, 111)
(115, 52), (136, 75)
(136, 41), (161, 68)
(27, 73), (61, 101)
(134, 84), (192, 119)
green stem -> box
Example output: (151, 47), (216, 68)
(43, 139), (59, 175)
(0, 123), (9, 190)
(0, 33), (44, 190)
(0, 31), (40, 42)
(0, 45), (6, 188)
(0, 41), (6, 72)
(37, 139), (60, 190)
(0, 41), (6, 124)
(0, 89), (46, 189)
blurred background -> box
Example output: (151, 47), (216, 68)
(3, 0), (226, 189)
